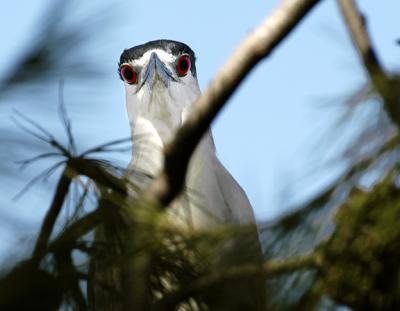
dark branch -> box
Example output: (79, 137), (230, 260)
(49, 208), (102, 253)
(31, 165), (73, 265)
(54, 250), (88, 311)
(337, 0), (384, 77)
(337, 0), (400, 128)
(69, 158), (127, 195)
(157, 253), (321, 308)
(30, 156), (124, 265)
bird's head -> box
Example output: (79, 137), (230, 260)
(119, 40), (200, 143)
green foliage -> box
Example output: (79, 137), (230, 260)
(89, 194), (266, 310)
(320, 175), (400, 310)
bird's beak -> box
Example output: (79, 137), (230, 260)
(139, 52), (176, 90)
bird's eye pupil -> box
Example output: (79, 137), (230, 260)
(124, 68), (133, 80)
(120, 65), (138, 84)
(179, 59), (188, 71)
(176, 55), (191, 77)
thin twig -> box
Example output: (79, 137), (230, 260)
(16, 152), (63, 169)
(58, 80), (77, 155)
(65, 180), (90, 226)
(49, 208), (102, 253)
(13, 159), (66, 200)
(31, 164), (73, 265)
(79, 137), (131, 157)
(54, 250), (88, 311)
(145, 0), (323, 207)
(12, 110), (71, 157)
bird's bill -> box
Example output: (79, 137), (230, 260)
(139, 52), (177, 90)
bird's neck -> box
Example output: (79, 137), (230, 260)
(127, 104), (188, 180)
(127, 106), (214, 184)
(126, 84), (202, 180)
(127, 116), (165, 179)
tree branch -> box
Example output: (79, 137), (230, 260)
(337, 0), (384, 77)
(28, 155), (127, 266)
(54, 250), (88, 311)
(69, 158), (127, 195)
(146, 0), (323, 207)
(48, 208), (102, 253)
(193, 252), (320, 287)
(157, 253), (321, 308)
(31, 165), (73, 265)
(337, 0), (400, 128)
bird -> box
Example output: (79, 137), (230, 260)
(119, 39), (258, 230)
(117, 39), (266, 310)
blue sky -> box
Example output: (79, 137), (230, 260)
(0, 1), (398, 259)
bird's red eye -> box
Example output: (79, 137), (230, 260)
(176, 55), (191, 77)
(120, 64), (138, 84)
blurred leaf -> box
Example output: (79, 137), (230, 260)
(0, 0), (111, 98)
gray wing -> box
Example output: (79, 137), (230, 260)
(211, 156), (257, 224)
(183, 131), (257, 228)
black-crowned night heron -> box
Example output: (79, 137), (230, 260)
(117, 39), (266, 309)
(88, 39), (265, 310)
(119, 39), (258, 230)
